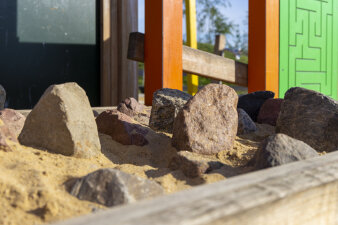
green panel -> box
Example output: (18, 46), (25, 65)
(280, 0), (338, 100)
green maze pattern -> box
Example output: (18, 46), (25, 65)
(280, 0), (338, 99)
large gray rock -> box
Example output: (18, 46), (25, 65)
(117, 97), (150, 126)
(65, 168), (164, 207)
(0, 109), (26, 137)
(172, 84), (238, 154)
(237, 108), (257, 135)
(150, 89), (191, 133)
(276, 87), (338, 152)
(254, 134), (319, 169)
(0, 85), (5, 109)
(18, 83), (101, 158)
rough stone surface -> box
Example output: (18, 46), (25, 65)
(169, 151), (224, 178)
(0, 119), (18, 150)
(237, 91), (275, 121)
(276, 87), (338, 152)
(257, 98), (284, 126)
(117, 97), (150, 126)
(253, 134), (319, 169)
(150, 89), (192, 133)
(172, 84), (238, 154)
(96, 110), (148, 146)
(0, 109), (26, 137)
(237, 108), (257, 135)
(65, 168), (164, 207)
(18, 83), (101, 158)
(0, 85), (5, 109)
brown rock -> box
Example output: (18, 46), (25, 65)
(169, 151), (224, 178)
(276, 87), (338, 152)
(257, 98), (284, 126)
(117, 97), (150, 126)
(0, 109), (26, 136)
(96, 110), (148, 146)
(172, 84), (238, 154)
(18, 83), (101, 158)
(0, 119), (18, 150)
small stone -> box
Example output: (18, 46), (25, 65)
(96, 110), (148, 146)
(172, 84), (238, 154)
(150, 89), (192, 133)
(169, 151), (224, 178)
(117, 97), (150, 126)
(257, 98), (284, 126)
(237, 91), (275, 121)
(0, 85), (5, 109)
(276, 87), (338, 152)
(0, 109), (26, 136)
(65, 168), (164, 207)
(18, 83), (101, 158)
(253, 134), (319, 169)
(237, 108), (257, 135)
(0, 119), (18, 150)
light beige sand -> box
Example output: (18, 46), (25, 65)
(0, 123), (274, 225)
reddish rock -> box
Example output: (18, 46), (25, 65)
(0, 109), (26, 136)
(257, 99), (284, 126)
(117, 97), (150, 126)
(172, 84), (238, 154)
(0, 119), (18, 150)
(96, 110), (148, 146)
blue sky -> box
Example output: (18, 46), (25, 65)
(138, 0), (248, 46)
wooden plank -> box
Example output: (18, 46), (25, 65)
(185, 0), (199, 96)
(144, 0), (183, 105)
(214, 34), (226, 56)
(54, 152), (338, 225)
(128, 32), (248, 87)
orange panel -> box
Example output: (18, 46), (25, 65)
(266, 0), (279, 97)
(144, 0), (183, 105)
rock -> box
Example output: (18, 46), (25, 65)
(0, 119), (18, 150)
(149, 88), (192, 133)
(257, 98), (284, 126)
(65, 168), (164, 207)
(253, 134), (319, 169)
(172, 84), (238, 154)
(169, 151), (224, 178)
(96, 110), (148, 146)
(0, 85), (5, 109)
(0, 109), (26, 136)
(276, 87), (338, 152)
(237, 108), (257, 135)
(237, 91), (275, 121)
(117, 97), (150, 126)
(18, 83), (101, 158)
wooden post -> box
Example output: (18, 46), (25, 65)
(144, 0), (183, 105)
(185, 0), (199, 96)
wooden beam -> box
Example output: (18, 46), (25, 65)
(214, 34), (226, 56)
(128, 33), (248, 87)
(144, 0), (183, 105)
(54, 152), (338, 225)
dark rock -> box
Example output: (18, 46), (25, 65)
(237, 108), (257, 135)
(257, 98), (284, 126)
(237, 91), (275, 121)
(0, 119), (18, 150)
(0, 85), (5, 110)
(172, 84), (238, 154)
(18, 83), (101, 158)
(65, 168), (164, 207)
(169, 151), (224, 178)
(0, 109), (26, 136)
(96, 110), (148, 146)
(254, 134), (319, 169)
(276, 87), (338, 152)
(117, 97), (150, 126)
(149, 88), (192, 133)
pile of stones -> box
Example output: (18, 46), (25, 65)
(0, 82), (337, 208)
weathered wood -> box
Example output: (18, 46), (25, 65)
(54, 152), (338, 225)
(128, 32), (248, 87)
(214, 34), (226, 55)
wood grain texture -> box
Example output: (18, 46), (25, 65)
(53, 151), (338, 225)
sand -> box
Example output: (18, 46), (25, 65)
(0, 123), (274, 225)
